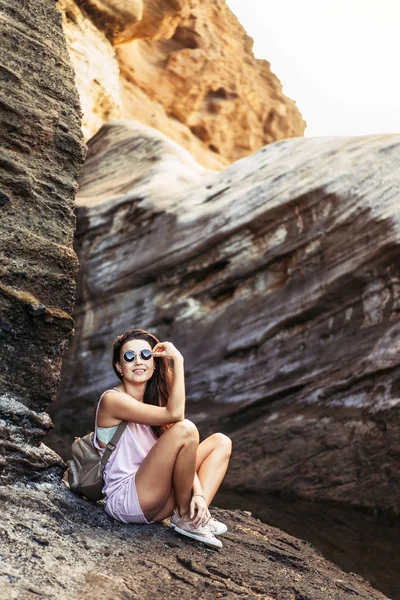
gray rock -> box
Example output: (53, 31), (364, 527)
(0, 0), (86, 482)
(0, 483), (390, 600)
(49, 120), (400, 512)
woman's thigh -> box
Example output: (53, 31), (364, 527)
(135, 419), (198, 518)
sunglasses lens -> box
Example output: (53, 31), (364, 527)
(141, 349), (153, 360)
(123, 350), (135, 362)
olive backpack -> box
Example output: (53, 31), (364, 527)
(67, 421), (127, 501)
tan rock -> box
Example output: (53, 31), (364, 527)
(75, 0), (144, 45)
(115, 82), (229, 169)
(59, 0), (305, 167)
(59, 0), (122, 141)
(121, 0), (189, 42)
(117, 0), (306, 165)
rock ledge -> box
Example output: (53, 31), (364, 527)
(0, 483), (388, 600)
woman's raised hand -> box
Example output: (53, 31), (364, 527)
(152, 341), (183, 362)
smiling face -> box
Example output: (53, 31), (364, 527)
(117, 339), (155, 384)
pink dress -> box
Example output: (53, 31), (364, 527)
(94, 389), (157, 524)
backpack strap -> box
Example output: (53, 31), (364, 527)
(94, 388), (127, 468)
(100, 420), (128, 467)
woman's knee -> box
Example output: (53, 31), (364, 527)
(170, 419), (199, 443)
(211, 432), (232, 456)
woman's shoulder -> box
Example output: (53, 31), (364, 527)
(100, 388), (138, 408)
(100, 387), (123, 399)
(97, 388), (124, 413)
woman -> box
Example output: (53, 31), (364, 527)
(94, 328), (232, 549)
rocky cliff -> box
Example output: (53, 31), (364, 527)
(48, 121), (400, 514)
(0, 0), (86, 483)
(1, 2), (395, 599)
(58, 0), (305, 169)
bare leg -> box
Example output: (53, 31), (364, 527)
(195, 433), (232, 505)
(135, 419), (199, 522)
(152, 432), (232, 522)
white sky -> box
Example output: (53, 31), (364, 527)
(226, 0), (400, 136)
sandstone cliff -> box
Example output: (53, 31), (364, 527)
(59, 0), (305, 169)
(0, 0), (86, 483)
(48, 121), (400, 514)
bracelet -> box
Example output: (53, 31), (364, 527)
(192, 494), (206, 500)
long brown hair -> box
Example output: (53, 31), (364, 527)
(112, 328), (171, 439)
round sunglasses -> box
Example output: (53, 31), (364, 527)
(123, 349), (153, 363)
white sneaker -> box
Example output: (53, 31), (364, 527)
(170, 512), (228, 536)
(174, 517), (223, 549)
(206, 516), (228, 536)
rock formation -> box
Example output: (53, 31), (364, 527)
(0, 3), (393, 600)
(0, 0), (86, 483)
(49, 121), (400, 514)
(0, 483), (390, 600)
(58, 0), (306, 169)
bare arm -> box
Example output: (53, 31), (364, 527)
(102, 392), (179, 426)
(163, 353), (185, 422)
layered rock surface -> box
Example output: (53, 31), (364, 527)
(0, 0), (86, 482)
(0, 483), (389, 600)
(59, 0), (305, 168)
(49, 122), (400, 513)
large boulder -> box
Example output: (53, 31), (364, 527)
(0, 0), (86, 483)
(59, 0), (305, 168)
(48, 121), (400, 513)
